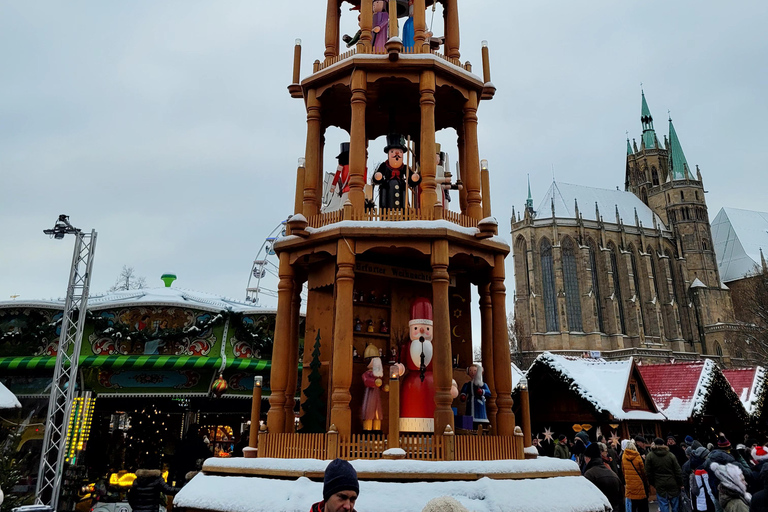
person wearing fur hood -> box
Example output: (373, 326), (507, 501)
(127, 466), (179, 512)
(711, 462), (751, 512)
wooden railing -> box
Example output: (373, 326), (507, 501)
(316, 45), (471, 71)
(400, 432), (444, 460)
(454, 434), (522, 461)
(305, 207), (479, 230)
(258, 432), (327, 459)
(338, 433), (387, 460)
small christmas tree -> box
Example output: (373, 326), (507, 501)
(124, 405), (170, 469)
(299, 330), (326, 433)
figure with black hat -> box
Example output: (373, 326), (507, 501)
(310, 458), (359, 512)
(325, 142), (365, 212)
(372, 134), (418, 211)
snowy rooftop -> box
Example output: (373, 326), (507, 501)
(639, 359), (719, 422)
(85, 287), (274, 313)
(534, 181), (668, 230)
(511, 362), (526, 392)
(723, 367), (766, 417)
(711, 207), (768, 282)
(0, 381), (21, 409)
(529, 352), (664, 421)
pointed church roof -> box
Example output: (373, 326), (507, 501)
(525, 175), (533, 210)
(711, 207), (768, 282)
(668, 118), (690, 180)
(627, 138), (633, 156)
(641, 91), (658, 150)
(535, 181), (668, 229)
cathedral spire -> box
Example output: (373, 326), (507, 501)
(640, 90), (658, 150)
(525, 174), (534, 213)
(668, 117), (690, 180)
(627, 137), (633, 156)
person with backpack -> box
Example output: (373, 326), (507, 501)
(690, 466), (718, 511)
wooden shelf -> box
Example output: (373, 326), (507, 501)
(354, 331), (391, 339)
(353, 302), (391, 310)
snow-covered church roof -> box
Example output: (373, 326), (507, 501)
(535, 181), (668, 230)
(0, 381), (21, 410)
(528, 352), (664, 420)
(711, 207), (768, 283)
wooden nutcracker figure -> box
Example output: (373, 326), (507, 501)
(399, 297), (435, 432)
(372, 134), (419, 211)
(460, 364), (491, 428)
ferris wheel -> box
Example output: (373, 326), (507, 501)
(245, 219), (308, 306)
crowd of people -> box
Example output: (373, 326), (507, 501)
(542, 431), (768, 512)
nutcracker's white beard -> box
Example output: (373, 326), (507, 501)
(371, 357), (383, 378)
(409, 338), (433, 367)
(473, 365), (484, 386)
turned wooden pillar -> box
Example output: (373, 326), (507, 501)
(330, 239), (356, 436)
(294, 159), (306, 215)
(462, 91), (482, 219)
(419, 70), (438, 213)
(359, 0), (373, 52)
(388, 0), (398, 39)
(266, 253), (295, 433)
(491, 254), (515, 437)
(481, 161), (491, 219)
(325, 0), (340, 59)
(444, 0), (460, 59)
(283, 285), (302, 432)
(349, 70), (368, 211)
(457, 127), (468, 215)
(479, 282), (498, 429)
(431, 239), (454, 435)
(302, 89), (322, 217)
(413, 0), (427, 53)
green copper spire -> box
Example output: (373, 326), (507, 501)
(640, 90), (658, 150)
(627, 137), (633, 155)
(668, 117), (690, 180)
(525, 175), (534, 211)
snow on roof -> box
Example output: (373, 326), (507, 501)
(529, 352), (664, 420)
(534, 181), (668, 230)
(690, 278), (707, 289)
(712, 207), (768, 283)
(0, 381), (21, 409)
(86, 287), (275, 314)
(511, 362), (526, 392)
(637, 359), (744, 422)
(177, 458), (610, 512)
(0, 299), (65, 310)
(723, 367), (766, 417)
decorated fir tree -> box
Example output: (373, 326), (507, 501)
(299, 330), (325, 433)
(124, 405), (171, 469)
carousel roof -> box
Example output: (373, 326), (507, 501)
(0, 381), (21, 409)
(528, 352), (663, 421)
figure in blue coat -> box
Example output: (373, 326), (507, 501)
(460, 363), (491, 427)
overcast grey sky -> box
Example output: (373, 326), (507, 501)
(1, 0), (766, 309)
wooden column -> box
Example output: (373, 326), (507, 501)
(324, 0), (340, 59)
(431, 239), (454, 435)
(462, 91), (482, 219)
(419, 70), (438, 213)
(388, 0), (398, 39)
(388, 371), (400, 449)
(479, 282), (498, 429)
(302, 89), (322, 217)
(444, 0), (460, 59)
(266, 253), (295, 433)
(294, 160), (306, 215)
(329, 239), (356, 436)
(359, 0), (373, 52)
(315, 132), (326, 214)
(283, 285), (302, 432)
(247, 376), (263, 453)
(349, 70), (368, 211)
(413, 0), (427, 53)
(481, 162), (491, 219)
(457, 127), (468, 215)
(491, 254), (515, 437)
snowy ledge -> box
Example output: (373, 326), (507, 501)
(175, 473), (609, 512)
(202, 456), (579, 480)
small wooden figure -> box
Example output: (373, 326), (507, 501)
(355, 318), (363, 332)
(367, 319), (375, 333)
(380, 319), (389, 334)
(381, 293), (390, 305)
(368, 290), (377, 304)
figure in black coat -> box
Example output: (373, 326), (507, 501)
(372, 134), (419, 211)
(751, 464), (768, 511)
(127, 469), (179, 512)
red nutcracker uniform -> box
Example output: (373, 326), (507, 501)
(400, 298), (435, 432)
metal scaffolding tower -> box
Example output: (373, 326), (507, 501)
(36, 215), (97, 510)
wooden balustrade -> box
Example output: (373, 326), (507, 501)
(454, 435), (521, 461)
(258, 432), (327, 459)
(400, 433), (444, 460)
(314, 46), (470, 72)
(306, 208), (478, 229)
(338, 433), (388, 460)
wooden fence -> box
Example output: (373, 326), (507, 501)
(454, 434), (522, 461)
(258, 432), (327, 459)
(315, 45), (470, 71)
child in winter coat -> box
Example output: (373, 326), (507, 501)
(711, 462), (751, 512)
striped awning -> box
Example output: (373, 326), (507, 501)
(0, 355), (273, 371)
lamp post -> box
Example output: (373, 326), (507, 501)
(388, 365), (401, 450)
(37, 215), (97, 509)
(247, 376), (264, 457)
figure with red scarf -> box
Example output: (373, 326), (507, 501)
(399, 297), (434, 433)
(372, 134), (419, 211)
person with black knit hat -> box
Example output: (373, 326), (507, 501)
(310, 458), (360, 512)
(583, 442), (623, 512)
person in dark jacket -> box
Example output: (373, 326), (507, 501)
(584, 442), (624, 512)
(310, 458), (359, 512)
(686, 446), (712, 494)
(554, 434), (571, 460)
(127, 466), (179, 512)
(751, 463), (768, 512)
(668, 434), (688, 468)
(646, 438), (683, 512)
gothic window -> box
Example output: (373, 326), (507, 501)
(702, 238), (709, 251)
(695, 191), (699, 200)
(686, 207), (691, 220)
(588, 238), (605, 333)
(641, 188), (648, 205)
(665, 249), (682, 306)
(714, 342), (723, 357)
(516, 237), (530, 296)
(609, 243), (626, 334)
(540, 238), (559, 332)
(648, 246), (661, 300)
(652, 167), (659, 186)
(669, 210), (677, 223)
(630, 246), (646, 332)
(680, 190), (685, 201)
(562, 237), (583, 332)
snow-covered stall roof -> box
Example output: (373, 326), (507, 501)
(511, 362), (526, 392)
(0, 381), (21, 410)
(176, 458), (610, 512)
(86, 287), (275, 314)
(723, 366), (766, 418)
(528, 352), (664, 420)
(712, 207), (768, 283)
(535, 181), (668, 230)
(639, 360), (748, 422)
